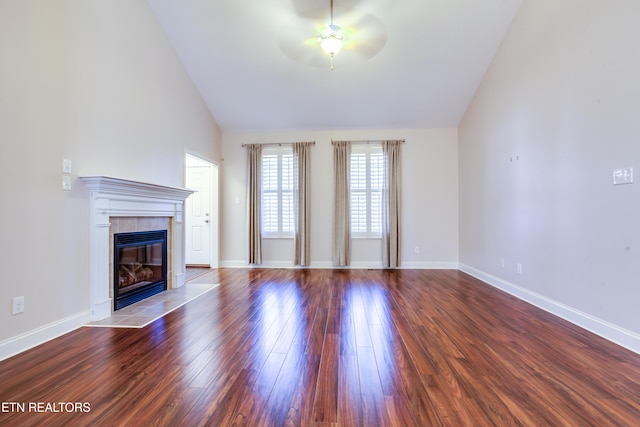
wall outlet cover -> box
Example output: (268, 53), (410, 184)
(12, 296), (25, 315)
(613, 167), (633, 185)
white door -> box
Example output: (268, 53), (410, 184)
(185, 155), (218, 267)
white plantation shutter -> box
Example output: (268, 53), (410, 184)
(262, 153), (278, 234)
(350, 144), (383, 238)
(350, 152), (367, 234)
(261, 146), (294, 237)
(370, 150), (383, 234)
(281, 152), (294, 234)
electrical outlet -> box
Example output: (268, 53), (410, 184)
(500, 259), (505, 268)
(12, 296), (25, 315)
(613, 167), (633, 185)
(414, 246), (420, 254)
(517, 263), (523, 275)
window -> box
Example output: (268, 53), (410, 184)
(262, 145), (294, 237)
(350, 144), (383, 238)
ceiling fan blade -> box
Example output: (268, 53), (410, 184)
(341, 12), (387, 59)
(278, 26), (328, 68)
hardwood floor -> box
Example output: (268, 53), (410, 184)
(1, 268), (640, 426)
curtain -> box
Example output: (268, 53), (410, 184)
(333, 141), (351, 266)
(382, 140), (401, 268)
(293, 142), (312, 266)
(247, 144), (262, 265)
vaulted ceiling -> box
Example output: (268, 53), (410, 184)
(148, 0), (523, 132)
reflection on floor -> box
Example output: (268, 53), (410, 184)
(184, 266), (215, 282)
(87, 269), (218, 328)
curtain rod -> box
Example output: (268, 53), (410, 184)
(242, 141), (315, 147)
(331, 139), (405, 144)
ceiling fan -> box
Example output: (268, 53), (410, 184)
(318, 0), (344, 70)
(278, 0), (387, 70)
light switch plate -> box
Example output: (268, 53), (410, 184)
(62, 175), (72, 190)
(62, 158), (72, 174)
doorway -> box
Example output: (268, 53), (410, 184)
(185, 154), (219, 268)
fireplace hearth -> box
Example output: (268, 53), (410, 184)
(114, 230), (167, 310)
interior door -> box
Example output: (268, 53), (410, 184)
(185, 162), (212, 266)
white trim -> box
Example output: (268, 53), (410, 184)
(176, 272), (186, 287)
(80, 175), (194, 201)
(220, 260), (459, 270)
(400, 261), (459, 269)
(459, 263), (640, 355)
(0, 311), (90, 362)
(220, 259), (252, 268)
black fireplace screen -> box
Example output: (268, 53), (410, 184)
(114, 230), (167, 310)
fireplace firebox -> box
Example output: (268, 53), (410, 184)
(113, 230), (167, 310)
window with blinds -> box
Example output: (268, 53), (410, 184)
(350, 144), (383, 238)
(262, 146), (294, 237)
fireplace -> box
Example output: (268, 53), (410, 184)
(113, 230), (167, 310)
(81, 176), (193, 321)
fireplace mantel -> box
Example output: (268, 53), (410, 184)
(81, 175), (194, 202)
(81, 176), (194, 321)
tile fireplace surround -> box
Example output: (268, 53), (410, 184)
(80, 176), (193, 322)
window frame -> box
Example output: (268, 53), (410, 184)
(350, 143), (383, 239)
(261, 145), (295, 239)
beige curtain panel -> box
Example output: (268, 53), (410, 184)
(333, 141), (351, 266)
(382, 140), (402, 268)
(247, 144), (263, 265)
(293, 142), (312, 266)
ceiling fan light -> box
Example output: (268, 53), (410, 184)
(319, 25), (344, 57)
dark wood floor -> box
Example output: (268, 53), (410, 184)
(1, 269), (640, 426)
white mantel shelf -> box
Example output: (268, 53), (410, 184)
(80, 176), (194, 321)
(80, 175), (194, 201)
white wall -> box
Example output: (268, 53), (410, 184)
(220, 128), (458, 268)
(0, 0), (220, 353)
(459, 0), (640, 347)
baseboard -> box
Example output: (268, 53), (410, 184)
(220, 260), (250, 268)
(175, 272), (186, 288)
(459, 263), (640, 355)
(401, 261), (459, 269)
(221, 260), (337, 269)
(0, 311), (91, 362)
(220, 260), (460, 270)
